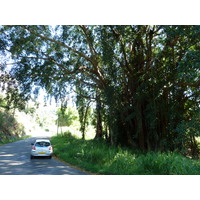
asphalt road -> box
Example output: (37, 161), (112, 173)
(0, 137), (89, 175)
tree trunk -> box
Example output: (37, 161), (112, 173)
(82, 101), (90, 140)
(95, 93), (103, 138)
(137, 101), (145, 150)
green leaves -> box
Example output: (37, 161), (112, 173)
(1, 25), (200, 154)
(57, 107), (78, 127)
(52, 133), (200, 174)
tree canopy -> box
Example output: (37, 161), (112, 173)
(0, 25), (199, 155)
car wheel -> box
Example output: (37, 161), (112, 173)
(30, 155), (34, 159)
(49, 156), (52, 159)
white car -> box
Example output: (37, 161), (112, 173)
(31, 139), (53, 159)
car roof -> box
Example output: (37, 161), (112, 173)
(35, 139), (51, 143)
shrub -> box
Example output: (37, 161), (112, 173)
(0, 108), (25, 140)
(134, 151), (200, 175)
(51, 132), (200, 175)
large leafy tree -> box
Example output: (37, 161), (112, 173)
(0, 70), (27, 111)
(0, 25), (199, 155)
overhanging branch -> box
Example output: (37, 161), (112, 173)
(22, 26), (94, 64)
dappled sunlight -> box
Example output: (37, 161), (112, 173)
(14, 102), (58, 138)
(0, 136), (89, 175)
(0, 154), (15, 157)
(0, 25), (199, 176)
(8, 161), (25, 166)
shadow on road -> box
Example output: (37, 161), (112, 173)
(0, 137), (89, 175)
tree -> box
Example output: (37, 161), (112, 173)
(56, 107), (78, 127)
(0, 70), (27, 111)
(0, 25), (199, 155)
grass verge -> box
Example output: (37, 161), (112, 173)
(51, 132), (200, 175)
(0, 135), (31, 146)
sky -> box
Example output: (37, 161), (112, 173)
(34, 87), (76, 108)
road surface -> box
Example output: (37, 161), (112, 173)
(0, 137), (89, 175)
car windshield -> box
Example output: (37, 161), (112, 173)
(35, 141), (50, 147)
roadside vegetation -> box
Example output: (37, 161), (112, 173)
(1, 25), (200, 174)
(0, 95), (32, 143)
(51, 132), (200, 175)
(0, 107), (31, 145)
(0, 107), (25, 143)
(0, 135), (30, 146)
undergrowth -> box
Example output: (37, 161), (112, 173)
(0, 108), (25, 141)
(51, 131), (200, 175)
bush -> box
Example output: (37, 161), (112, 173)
(133, 152), (200, 175)
(102, 151), (136, 174)
(51, 132), (200, 175)
(0, 108), (25, 141)
(175, 110), (200, 157)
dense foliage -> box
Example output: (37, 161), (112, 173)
(0, 96), (25, 141)
(51, 132), (200, 175)
(0, 70), (27, 111)
(56, 107), (78, 127)
(0, 25), (199, 156)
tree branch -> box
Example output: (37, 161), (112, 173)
(72, 88), (96, 101)
(18, 55), (79, 75)
(22, 25), (107, 88)
(22, 26), (94, 64)
(79, 25), (97, 58)
(79, 25), (106, 88)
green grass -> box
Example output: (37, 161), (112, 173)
(0, 135), (31, 146)
(51, 132), (200, 175)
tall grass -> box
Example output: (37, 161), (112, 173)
(51, 132), (200, 175)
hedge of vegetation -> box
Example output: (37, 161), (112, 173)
(0, 108), (25, 143)
(51, 132), (200, 175)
